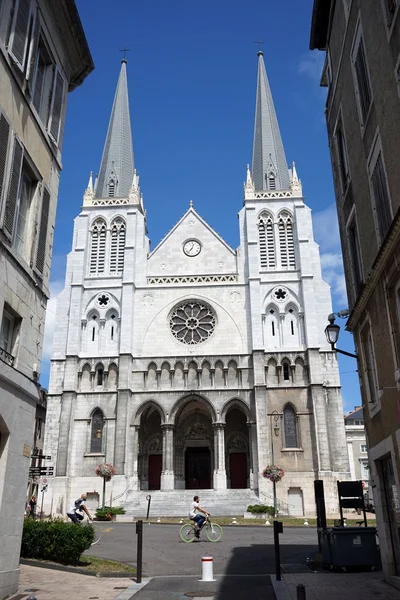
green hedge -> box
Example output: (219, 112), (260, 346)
(247, 504), (275, 515)
(95, 506), (126, 520)
(21, 519), (95, 565)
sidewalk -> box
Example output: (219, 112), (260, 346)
(272, 571), (400, 600)
(13, 564), (143, 600)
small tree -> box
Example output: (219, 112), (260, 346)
(95, 463), (116, 510)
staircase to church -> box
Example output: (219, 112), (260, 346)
(123, 489), (260, 518)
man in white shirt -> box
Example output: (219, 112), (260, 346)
(67, 493), (93, 524)
(189, 495), (209, 538)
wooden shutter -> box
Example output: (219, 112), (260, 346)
(0, 112), (11, 207)
(48, 66), (65, 144)
(9, 0), (33, 71)
(35, 187), (50, 274)
(3, 137), (23, 238)
(25, 8), (40, 91)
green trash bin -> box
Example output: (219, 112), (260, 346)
(321, 527), (379, 569)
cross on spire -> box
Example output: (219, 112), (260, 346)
(120, 45), (130, 61)
(254, 39), (265, 55)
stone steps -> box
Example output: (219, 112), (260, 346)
(123, 489), (260, 517)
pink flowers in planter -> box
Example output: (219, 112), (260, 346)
(262, 465), (285, 483)
(95, 463), (117, 482)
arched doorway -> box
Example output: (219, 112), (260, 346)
(225, 408), (250, 489)
(138, 405), (163, 490)
(174, 397), (214, 490)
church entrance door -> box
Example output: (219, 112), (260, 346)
(229, 453), (247, 489)
(148, 455), (162, 490)
(185, 447), (211, 489)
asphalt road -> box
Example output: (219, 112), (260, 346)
(85, 523), (318, 577)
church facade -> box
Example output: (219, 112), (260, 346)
(44, 53), (349, 517)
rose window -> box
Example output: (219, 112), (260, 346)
(170, 301), (216, 345)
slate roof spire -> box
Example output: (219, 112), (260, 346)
(252, 50), (290, 191)
(95, 59), (134, 199)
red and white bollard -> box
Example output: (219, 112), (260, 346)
(199, 556), (216, 581)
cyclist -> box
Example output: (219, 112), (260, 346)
(67, 493), (93, 524)
(189, 495), (209, 538)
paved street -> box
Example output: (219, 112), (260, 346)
(85, 523), (317, 576)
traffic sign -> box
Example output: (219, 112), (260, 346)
(31, 455), (51, 460)
(40, 477), (48, 485)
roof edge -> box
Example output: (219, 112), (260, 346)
(63, 0), (94, 90)
(309, 0), (334, 50)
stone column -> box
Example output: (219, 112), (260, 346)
(114, 390), (129, 474)
(161, 424), (175, 490)
(311, 384), (331, 473)
(213, 423), (227, 489)
(247, 420), (257, 489)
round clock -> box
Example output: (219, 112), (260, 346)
(183, 239), (201, 257)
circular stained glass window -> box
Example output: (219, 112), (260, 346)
(170, 300), (216, 345)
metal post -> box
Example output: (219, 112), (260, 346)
(296, 584), (306, 600)
(273, 520), (282, 581)
(39, 490), (44, 521)
(136, 519), (143, 583)
(102, 478), (106, 510)
(146, 494), (151, 521)
(270, 416), (277, 517)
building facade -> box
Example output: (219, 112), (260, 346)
(44, 52), (349, 521)
(344, 406), (369, 486)
(0, 1), (93, 596)
(310, 0), (400, 585)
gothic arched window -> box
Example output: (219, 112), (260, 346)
(283, 361), (290, 381)
(96, 364), (104, 386)
(284, 405), (298, 448)
(91, 409), (104, 453)
(110, 218), (126, 274)
(268, 173), (276, 190)
(278, 211), (295, 269)
(258, 213), (275, 269)
(89, 218), (107, 275)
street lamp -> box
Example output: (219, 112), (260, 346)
(325, 313), (357, 359)
(270, 411), (280, 517)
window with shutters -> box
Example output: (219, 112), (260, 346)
(13, 161), (36, 258)
(0, 304), (21, 365)
(368, 138), (392, 244)
(31, 35), (55, 127)
(347, 212), (363, 298)
(351, 21), (372, 128)
(360, 321), (379, 407)
(47, 66), (65, 145)
(0, 110), (10, 209)
(334, 114), (350, 194)
(8, 0), (34, 72)
(3, 136), (23, 240)
(284, 405), (298, 448)
(35, 186), (50, 274)
(89, 219), (107, 275)
(90, 409), (104, 454)
(278, 211), (295, 269)
(258, 212), (275, 269)
(109, 218), (126, 274)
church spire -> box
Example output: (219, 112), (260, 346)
(95, 59), (134, 199)
(252, 51), (290, 191)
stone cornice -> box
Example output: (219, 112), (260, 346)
(347, 209), (400, 331)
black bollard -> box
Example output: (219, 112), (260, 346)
(136, 519), (143, 583)
(273, 520), (283, 581)
(146, 494), (151, 521)
(296, 584), (306, 600)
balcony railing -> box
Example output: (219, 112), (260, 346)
(0, 346), (15, 367)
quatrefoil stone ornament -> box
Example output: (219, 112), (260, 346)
(273, 288), (287, 301)
(97, 293), (110, 307)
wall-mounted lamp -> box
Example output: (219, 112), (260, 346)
(324, 313), (357, 359)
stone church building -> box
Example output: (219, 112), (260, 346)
(44, 52), (349, 517)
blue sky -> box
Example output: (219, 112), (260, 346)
(41, 0), (361, 412)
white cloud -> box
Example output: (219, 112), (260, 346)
(42, 280), (64, 361)
(313, 203), (348, 306)
(298, 51), (325, 82)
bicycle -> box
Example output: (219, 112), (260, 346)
(179, 515), (223, 543)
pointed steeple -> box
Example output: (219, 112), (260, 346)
(252, 51), (290, 191)
(95, 59), (134, 199)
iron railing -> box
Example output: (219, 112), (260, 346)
(0, 346), (14, 367)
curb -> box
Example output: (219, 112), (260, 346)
(20, 558), (137, 578)
(271, 578), (293, 600)
(115, 577), (153, 600)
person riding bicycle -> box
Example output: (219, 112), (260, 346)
(189, 495), (209, 538)
(67, 493), (93, 524)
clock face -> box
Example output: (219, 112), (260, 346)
(183, 240), (201, 257)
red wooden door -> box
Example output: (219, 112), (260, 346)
(148, 455), (162, 490)
(230, 453), (247, 489)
